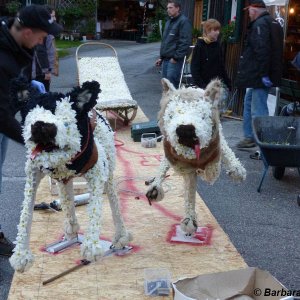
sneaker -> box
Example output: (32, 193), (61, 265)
(236, 138), (256, 148)
(0, 232), (15, 257)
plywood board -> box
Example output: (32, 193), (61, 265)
(8, 108), (246, 300)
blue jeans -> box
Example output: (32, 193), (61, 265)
(162, 58), (184, 89)
(0, 134), (8, 193)
(243, 87), (270, 139)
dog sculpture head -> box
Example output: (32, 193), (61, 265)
(158, 78), (224, 160)
(19, 80), (101, 175)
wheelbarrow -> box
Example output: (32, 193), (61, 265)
(252, 116), (300, 204)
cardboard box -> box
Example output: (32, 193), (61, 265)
(172, 267), (287, 300)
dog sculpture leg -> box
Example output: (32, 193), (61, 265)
(80, 161), (105, 261)
(146, 157), (170, 202)
(57, 179), (80, 240)
(10, 166), (44, 272)
(181, 172), (198, 235)
(106, 174), (132, 249)
(219, 124), (246, 182)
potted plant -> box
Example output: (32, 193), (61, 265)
(221, 19), (236, 44)
(6, 0), (21, 16)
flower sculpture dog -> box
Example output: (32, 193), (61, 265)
(9, 79), (132, 272)
(146, 79), (246, 235)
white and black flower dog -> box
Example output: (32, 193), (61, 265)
(9, 77), (132, 272)
(146, 79), (246, 236)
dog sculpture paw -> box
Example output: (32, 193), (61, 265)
(80, 241), (105, 262)
(112, 230), (133, 249)
(63, 221), (80, 240)
(10, 249), (35, 273)
(180, 216), (198, 235)
(227, 164), (246, 182)
(146, 184), (165, 203)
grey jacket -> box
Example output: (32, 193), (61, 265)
(160, 14), (192, 61)
(32, 35), (56, 78)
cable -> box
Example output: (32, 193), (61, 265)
(115, 176), (172, 197)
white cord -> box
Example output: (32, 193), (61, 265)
(115, 176), (171, 196)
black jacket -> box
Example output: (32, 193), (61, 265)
(191, 39), (231, 89)
(160, 14), (192, 61)
(235, 12), (283, 88)
(0, 19), (33, 144)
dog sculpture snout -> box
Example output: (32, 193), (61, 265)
(30, 121), (57, 145)
(176, 124), (200, 160)
(176, 124), (199, 148)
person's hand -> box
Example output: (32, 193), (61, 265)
(31, 80), (46, 94)
(155, 58), (162, 66)
(170, 58), (177, 64)
(262, 76), (273, 88)
(44, 73), (51, 81)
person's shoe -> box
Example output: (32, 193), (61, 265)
(0, 232), (15, 257)
(236, 138), (256, 148)
(250, 150), (261, 160)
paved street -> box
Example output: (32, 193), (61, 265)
(0, 40), (299, 299)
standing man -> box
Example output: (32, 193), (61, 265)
(0, 5), (62, 256)
(155, 0), (192, 89)
(235, 0), (283, 149)
(32, 5), (59, 92)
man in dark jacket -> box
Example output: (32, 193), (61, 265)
(0, 5), (62, 256)
(155, 0), (192, 89)
(235, 0), (283, 149)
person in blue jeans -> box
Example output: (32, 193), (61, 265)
(155, 0), (192, 89)
(0, 5), (62, 256)
(235, 0), (283, 149)
(242, 87), (270, 145)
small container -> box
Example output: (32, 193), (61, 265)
(144, 268), (171, 296)
(50, 193), (90, 211)
(141, 133), (157, 148)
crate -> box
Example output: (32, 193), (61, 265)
(131, 120), (161, 142)
(253, 116), (300, 167)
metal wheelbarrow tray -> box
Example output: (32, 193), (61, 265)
(252, 116), (300, 192)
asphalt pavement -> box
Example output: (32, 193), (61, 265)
(0, 40), (299, 300)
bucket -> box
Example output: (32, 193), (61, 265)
(141, 133), (157, 148)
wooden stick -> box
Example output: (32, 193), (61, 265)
(42, 259), (91, 285)
(221, 114), (243, 121)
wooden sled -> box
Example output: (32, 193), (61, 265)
(75, 42), (138, 125)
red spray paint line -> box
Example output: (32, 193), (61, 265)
(115, 136), (181, 222)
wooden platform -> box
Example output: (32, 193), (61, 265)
(8, 109), (246, 300)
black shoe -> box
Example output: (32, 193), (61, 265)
(236, 138), (256, 148)
(0, 232), (15, 257)
(250, 151), (261, 160)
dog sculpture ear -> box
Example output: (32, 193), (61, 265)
(74, 81), (101, 114)
(161, 78), (176, 94)
(204, 79), (223, 108)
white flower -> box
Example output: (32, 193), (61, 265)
(163, 95), (213, 160)
(78, 57), (137, 109)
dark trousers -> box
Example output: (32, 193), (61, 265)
(35, 76), (50, 92)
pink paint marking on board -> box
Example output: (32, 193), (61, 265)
(166, 224), (213, 246)
(115, 137), (182, 222)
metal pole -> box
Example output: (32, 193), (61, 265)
(95, 0), (97, 35)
